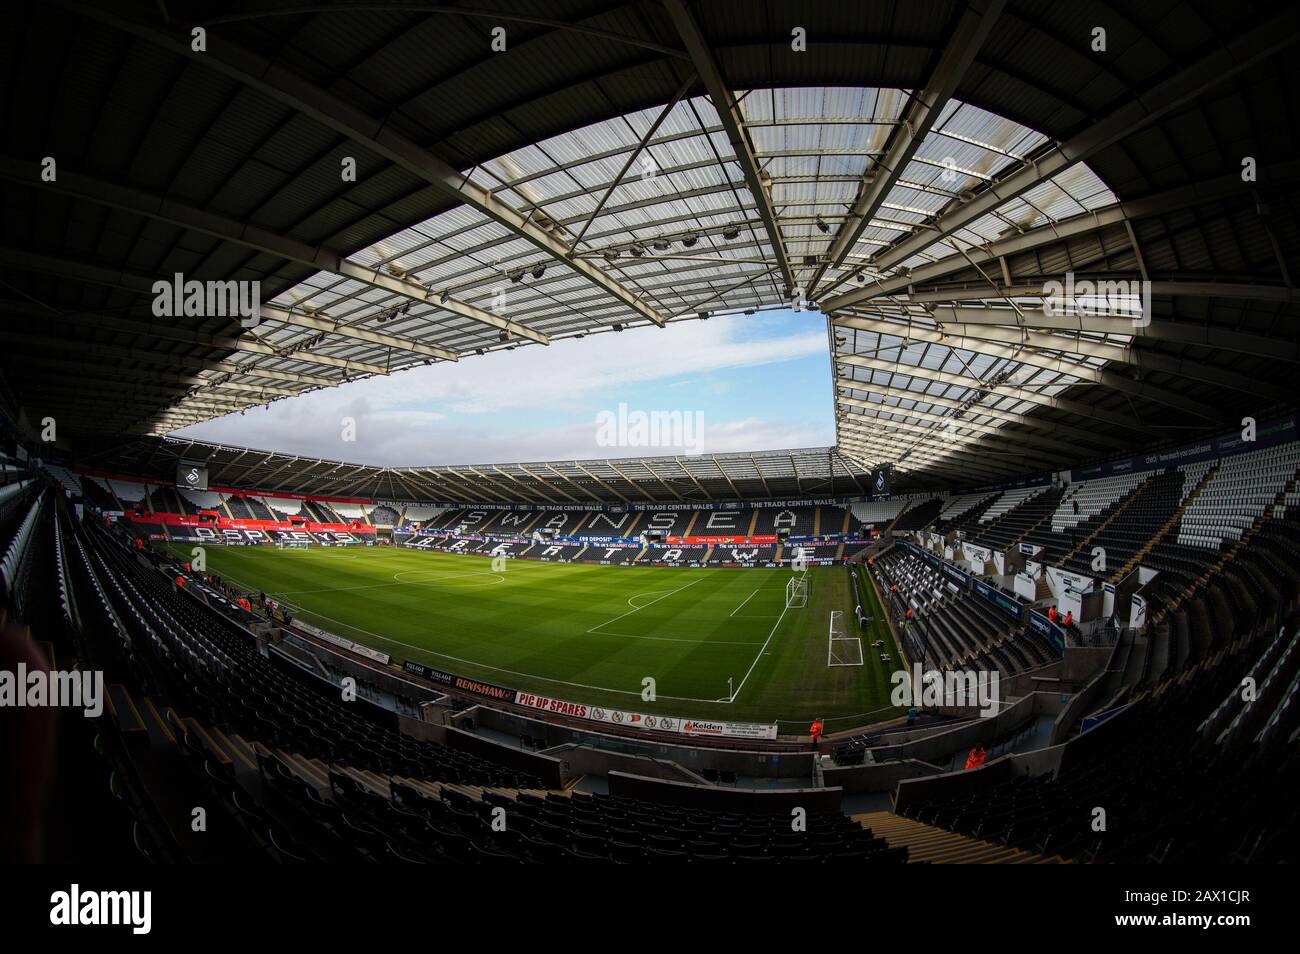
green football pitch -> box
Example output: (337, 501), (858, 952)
(169, 543), (903, 732)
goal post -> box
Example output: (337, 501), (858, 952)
(827, 609), (864, 667)
(785, 574), (808, 609)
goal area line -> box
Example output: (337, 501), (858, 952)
(827, 609), (863, 667)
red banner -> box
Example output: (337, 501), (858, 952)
(124, 511), (375, 534)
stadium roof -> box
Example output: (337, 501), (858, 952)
(3, 0), (1300, 487)
(79, 436), (875, 504)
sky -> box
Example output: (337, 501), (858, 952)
(174, 308), (837, 466)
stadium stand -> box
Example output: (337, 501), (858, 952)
(890, 496), (943, 532)
(5, 0), (1300, 884)
(850, 498), (908, 528)
(933, 492), (997, 536)
(897, 613), (1299, 863)
(874, 546), (1040, 673)
(1177, 443), (1300, 549)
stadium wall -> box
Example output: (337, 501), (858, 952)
(544, 744), (709, 784)
(821, 758), (948, 795)
(443, 725), (566, 789)
(607, 772), (841, 813)
(892, 742), (1069, 816)
(469, 705), (816, 779)
(825, 693), (1059, 793)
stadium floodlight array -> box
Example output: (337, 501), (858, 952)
(827, 609), (864, 667)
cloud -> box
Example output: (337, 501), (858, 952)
(177, 406), (833, 467)
(175, 313), (833, 464)
(323, 315), (827, 414)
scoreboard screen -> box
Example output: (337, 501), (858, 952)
(870, 464), (893, 499)
(177, 461), (209, 491)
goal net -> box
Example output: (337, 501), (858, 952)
(786, 574), (808, 609)
(827, 610), (864, 667)
(276, 538), (312, 549)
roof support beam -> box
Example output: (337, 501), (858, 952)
(570, 72), (696, 250)
(638, 460), (684, 501)
(893, 279), (1300, 311)
(835, 317), (1227, 420)
(843, 314), (1292, 401)
(2, 328), (340, 388)
(518, 465), (580, 503)
(573, 462), (632, 503)
(837, 413), (1059, 468)
(811, 0), (1006, 294)
(663, 0), (795, 295)
(66, 2), (669, 329)
(604, 461), (660, 501)
(440, 469), (513, 505)
(0, 246), (455, 361)
(824, 162), (1300, 308)
(0, 249), (400, 377)
(835, 354), (1147, 432)
(489, 465), (560, 506)
(0, 158), (544, 346)
(838, 434), (1010, 481)
(835, 392), (1095, 456)
(542, 464), (604, 503)
(839, 431), (1017, 477)
(850, 9), (1300, 280)
(833, 376), (1125, 449)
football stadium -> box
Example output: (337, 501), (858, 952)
(1, 0), (1298, 910)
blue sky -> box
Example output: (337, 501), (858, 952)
(177, 308), (836, 465)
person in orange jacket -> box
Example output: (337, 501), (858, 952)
(809, 718), (824, 749)
(1047, 606), (1057, 623)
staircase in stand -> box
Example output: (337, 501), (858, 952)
(1059, 474), (1154, 570)
(1108, 463), (1219, 583)
(1149, 467), (1299, 627)
(852, 811), (1068, 864)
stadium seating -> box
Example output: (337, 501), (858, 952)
(1177, 443), (1300, 549)
(80, 520), (542, 788)
(968, 486), (1063, 552)
(932, 491), (996, 535)
(850, 498), (909, 527)
(224, 495), (254, 519)
(898, 614), (1300, 863)
(890, 496), (943, 532)
(9, 435), (1299, 867)
(873, 546), (1053, 675)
